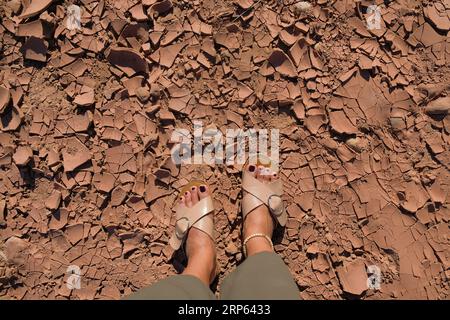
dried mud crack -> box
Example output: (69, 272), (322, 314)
(0, 0), (449, 299)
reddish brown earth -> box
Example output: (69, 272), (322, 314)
(0, 0), (449, 299)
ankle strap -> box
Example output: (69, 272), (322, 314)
(243, 233), (273, 257)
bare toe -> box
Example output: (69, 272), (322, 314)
(247, 164), (257, 177)
(256, 166), (265, 181)
(190, 186), (199, 204)
(184, 190), (192, 207)
(265, 170), (273, 182)
(262, 167), (271, 181)
(271, 171), (278, 182)
(198, 185), (209, 199)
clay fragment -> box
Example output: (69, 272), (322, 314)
(74, 90), (95, 106)
(151, 0), (173, 14)
(419, 23), (444, 47)
(424, 4), (450, 31)
(0, 86), (11, 113)
(268, 49), (297, 78)
(13, 146), (33, 166)
(427, 181), (446, 204)
(20, 37), (47, 62)
(107, 47), (149, 76)
(62, 138), (91, 172)
(159, 109), (175, 121)
(45, 191), (61, 210)
(63, 59), (87, 77)
(67, 114), (90, 132)
(19, 0), (53, 19)
(93, 173), (116, 193)
(0, 106), (23, 131)
(400, 181), (429, 213)
(279, 30), (298, 46)
(329, 110), (358, 134)
(292, 101), (305, 120)
(66, 223), (84, 245)
(337, 260), (367, 296)
(234, 0), (254, 9)
(111, 186), (127, 206)
(151, 42), (187, 68)
(0, 200), (5, 225)
(4, 237), (29, 266)
(129, 4), (148, 21)
(16, 20), (53, 38)
(424, 97), (450, 115)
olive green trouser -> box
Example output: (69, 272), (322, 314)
(125, 252), (299, 300)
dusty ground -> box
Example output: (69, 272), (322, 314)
(0, 0), (449, 299)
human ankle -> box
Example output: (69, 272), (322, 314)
(183, 254), (215, 285)
(245, 236), (273, 256)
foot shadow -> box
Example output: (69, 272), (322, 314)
(272, 225), (286, 246)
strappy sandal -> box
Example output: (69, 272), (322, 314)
(241, 155), (286, 257)
(168, 180), (218, 283)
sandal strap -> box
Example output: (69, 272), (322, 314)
(243, 233), (274, 257)
(242, 172), (286, 226)
(169, 196), (214, 250)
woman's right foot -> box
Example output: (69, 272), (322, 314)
(180, 184), (217, 285)
(242, 164), (278, 257)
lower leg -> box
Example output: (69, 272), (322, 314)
(243, 209), (274, 256)
(219, 164), (299, 299)
(243, 165), (276, 257)
(182, 228), (216, 286)
(179, 185), (216, 287)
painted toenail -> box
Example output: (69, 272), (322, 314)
(191, 186), (196, 190)
(249, 165), (255, 172)
(185, 191), (189, 195)
(199, 185), (206, 192)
